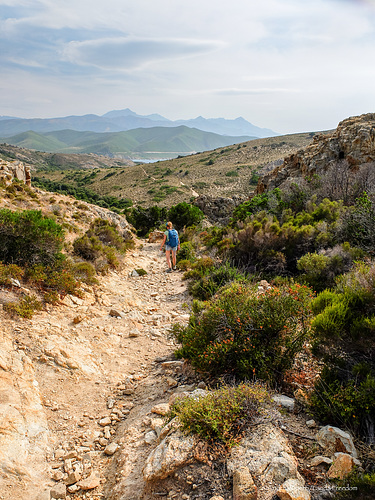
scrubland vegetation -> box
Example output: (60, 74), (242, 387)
(156, 162), (374, 491)
(1, 157), (374, 494)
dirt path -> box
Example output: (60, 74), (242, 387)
(0, 239), (191, 500)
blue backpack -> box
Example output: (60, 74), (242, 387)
(167, 229), (179, 247)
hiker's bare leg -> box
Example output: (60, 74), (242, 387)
(165, 249), (172, 269)
(172, 250), (177, 267)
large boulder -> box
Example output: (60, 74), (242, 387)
(228, 423), (304, 495)
(257, 113), (375, 194)
(0, 333), (52, 498)
(316, 425), (357, 458)
(143, 428), (196, 481)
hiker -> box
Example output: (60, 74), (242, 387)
(160, 221), (180, 272)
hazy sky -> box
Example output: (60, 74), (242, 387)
(1, 0), (375, 134)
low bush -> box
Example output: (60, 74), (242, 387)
(25, 261), (83, 299)
(167, 383), (270, 447)
(4, 294), (43, 319)
(0, 262), (24, 286)
(173, 281), (313, 383)
(186, 261), (247, 300)
(334, 471), (375, 500)
(167, 202), (204, 230)
(73, 218), (130, 271)
(126, 205), (167, 236)
(0, 208), (64, 266)
(297, 243), (364, 292)
(309, 261), (375, 442)
(176, 241), (196, 264)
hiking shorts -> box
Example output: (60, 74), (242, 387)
(165, 245), (177, 251)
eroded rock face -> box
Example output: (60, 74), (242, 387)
(194, 194), (246, 224)
(228, 423), (304, 495)
(0, 159), (31, 186)
(0, 332), (51, 497)
(257, 113), (375, 193)
(142, 428), (196, 481)
(315, 425), (357, 458)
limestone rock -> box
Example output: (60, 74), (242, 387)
(273, 394), (295, 412)
(0, 339), (51, 490)
(148, 231), (164, 243)
(228, 423), (303, 495)
(109, 309), (123, 318)
(327, 453), (355, 479)
(310, 456), (333, 467)
(257, 113), (375, 194)
(144, 430), (157, 445)
(143, 429), (195, 481)
(98, 416), (112, 427)
(151, 403), (170, 416)
(0, 159), (30, 185)
(306, 419), (316, 429)
(277, 478), (311, 500)
(76, 472), (101, 490)
(104, 442), (119, 455)
(50, 483), (67, 499)
(233, 466), (257, 500)
(194, 194), (245, 225)
(316, 425), (357, 458)
(64, 470), (82, 485)
(261, 453), (303, 485)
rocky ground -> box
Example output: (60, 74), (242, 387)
(0, 239), (192, 500)
(1, 237), (364, 500)
(0, 181), (365, 500)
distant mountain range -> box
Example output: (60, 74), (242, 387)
(0, 108), (278, 138)
(0, 126), (253, 159)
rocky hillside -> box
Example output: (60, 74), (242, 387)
(257, 113), (375, 194)
(0, 176), (365, 500)
(1, 132), (315, 208)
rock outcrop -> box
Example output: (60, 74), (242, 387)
(257, 113), (375, 193)
(0, 159), (31, 186)
(0, 330), (52, 498)
(194, 194), (246, 224)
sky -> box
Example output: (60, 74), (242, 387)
(1, 0), (375, 135)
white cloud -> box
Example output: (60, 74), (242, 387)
(1, 0), (375, 133)
(61, 37), (223, 70)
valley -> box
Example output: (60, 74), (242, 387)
(16, 132), (316, 208)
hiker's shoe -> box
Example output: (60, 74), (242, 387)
(166, 268), (172, 273)
(173, 266), (177, 270)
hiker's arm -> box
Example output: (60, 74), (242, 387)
(160, 235), (166, 250)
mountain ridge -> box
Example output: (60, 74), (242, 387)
(0, 126), (254, 159)
(0, 108), (278, 139)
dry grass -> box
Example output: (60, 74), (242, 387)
(4, 132), (316, 207)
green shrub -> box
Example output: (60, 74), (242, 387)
(72, 219), (129, 270)
(0, 262), (24, 286)
(173, 282), (313, 382)
(334, 471), (375, 500)
(126, 205), (167, 236)
(167, 383), (270, 447)
(309, 261), (375, 442)
(73, 235), (103, 261)
(176, 241), (196, 264)
(187, 262), (247, 300)
(297, 243), (364, 292)
(310, 368), (375, 438)
(4, 294), (43, 319)
(71, 261), (98, 285)
(167, 202), (204, 230)
(25, 261), (83, 298)
(0, 209), (64, 266)
(135, 268), (147, 276)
